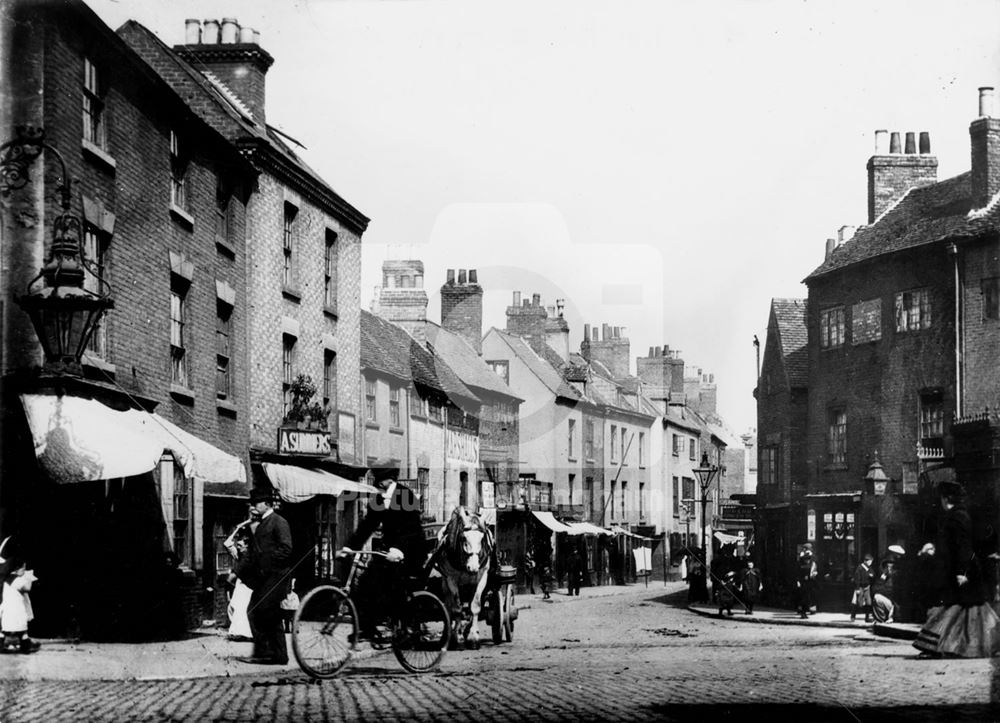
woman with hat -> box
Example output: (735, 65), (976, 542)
(913, 482), (1000, 658)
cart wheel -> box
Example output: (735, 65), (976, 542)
(490, 588), (503, 644)
(502, 584), (514, 642)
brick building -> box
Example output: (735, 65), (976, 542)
(762, 89), (1000, 614)
(120, 17), (370, 609)
(754, 298), (809, 604)
(1, 0), (251, 639)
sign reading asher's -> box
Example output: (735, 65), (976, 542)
(278, 428), (332, 456)
(446, 430), (479, 464)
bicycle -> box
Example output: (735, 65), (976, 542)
(291, 547), (451, 678)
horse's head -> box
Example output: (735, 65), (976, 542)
(445, 506), (492, 574)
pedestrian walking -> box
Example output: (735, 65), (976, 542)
(239, 488), (293, 666)
(851, 553), (874, 622)
(566, 547), (584, 596)
(686, 551), (708, 604)
(522, 549), (536, 594)
(872, 560), (896, 623)
(739, 559), (763, 614)
(794, 544), (818, 619)
(540, 564), (553, 600)
(717, 570), (738, 616)
(914, 481), (1000, 658)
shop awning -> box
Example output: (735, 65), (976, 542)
(610, 525), (659, 541)
(262, 462), (381, 503)
(714, 530), (745, 545)
(566, 521), (614, 536)
(531, 510), (574, 533)
(19, 393), (246, 488)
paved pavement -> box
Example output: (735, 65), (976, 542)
(687, 600), (923, 639)
(2, 583), (997, 722)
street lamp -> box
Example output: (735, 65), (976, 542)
(692, 451), (719, 599)
(865, 452), (890, 496)
(2, 127), (113, 375)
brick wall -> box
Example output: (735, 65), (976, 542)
(867, 154), (938, 223)
(245, 173), (362, 457)
(440, 272), (483, 355)
(805, 244), (955, 494)
(970, 118), (1000, 209)
(961, 236), (1000, 410)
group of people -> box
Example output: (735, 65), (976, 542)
(521, 549), (555, 599)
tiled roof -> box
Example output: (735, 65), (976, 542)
(492, 331), (583, 403)
(117, 21), (368, 231)
(361, 311), (479, 404)
(805, 172), (985, 281)
(664, 405), (703, 434)
(771, 298), (808, 388)
(424, 322), (521, 401)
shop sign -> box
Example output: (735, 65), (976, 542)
(278, 428), (332, 455)
(446, 429), (479, 464)
(823, 513), (834, 540)
(807, 509), (816, 541)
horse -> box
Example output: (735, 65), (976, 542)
(432, 506), (494, 649)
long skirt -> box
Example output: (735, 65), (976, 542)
(913, 603), (1000, 658)
(227, 580), (254, 640)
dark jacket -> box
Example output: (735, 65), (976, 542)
(741, 567), (762, 599)
(347, 483), (425, 560)
(853, 563), (873, 590)
(937, 505), (986, 606)
(253, 511), (293, 581)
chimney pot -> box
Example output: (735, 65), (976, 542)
(648, 346), (654, 357)
(825, 238), (836, 260)
(469, 269), (477, 284)
(201, 19), (220, 44)
(889, 131), (901, 154)
(709, 373), (715, 383)
(584, 324), (591, 341)
(185, 19), (202, 44)
(512, 291), (521, 306)
(979, 87), (996, 118)
(919, 131), (931, 154)
(220, 18), (239, 44)
(592, 328), (599, 341)
(523, 299), (530, 307)
(874, 129), (888, 155)
(458, 269), (467, 284)
(556, 298), (565, 317)
(532, 293), (541, 307)
(446, 269), (455, 284)
(239, 25), (255, 43)
(904, 132), (916, 154)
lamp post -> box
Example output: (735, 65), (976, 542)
(2, 126), (113, 375)
(692, 451), (719, 600)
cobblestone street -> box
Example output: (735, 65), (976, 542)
(3, 586), (999, 722)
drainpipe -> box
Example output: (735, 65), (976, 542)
(948, 242), (962, 418)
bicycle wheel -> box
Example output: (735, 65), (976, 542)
(392, 590), (450, 673)
(292, 585), (357, 679)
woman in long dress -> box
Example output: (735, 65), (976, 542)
(914, 482), (1000, 658)
(224, 523), (256, 641)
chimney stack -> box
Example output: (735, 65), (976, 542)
(580, 321), (630, 378)
(971, 87), (1000, 209)
(441, 268), (483, 354)
(506, 290), (548, 353)
(825, 238), (836, 261)
(375, 259), (428, 344)
(867, 127), (938, 223)
(175, 18), (274, 124)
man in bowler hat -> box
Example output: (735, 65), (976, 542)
(240, 488), (293, 665)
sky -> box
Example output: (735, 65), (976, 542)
(87, 0), (1000, 434)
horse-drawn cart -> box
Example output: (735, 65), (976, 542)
(480, 563), (518, 644)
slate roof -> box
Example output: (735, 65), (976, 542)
(805, 172), (993, 281)
(361, 311), (479, 404)
(490, 331), (583, 403)
(664, 405), (703, 434)
(117, 21), (368, 232)
(424, 322), (521, 402)
(771, 298), (808, 388)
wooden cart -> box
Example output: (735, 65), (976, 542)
(481, 563), (518, 644)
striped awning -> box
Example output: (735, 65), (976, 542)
(262, 462), (381, 503)
(531, 511), (574, 533)
(566, 522), (614, 536)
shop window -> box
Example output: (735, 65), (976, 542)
(315, 499), (336, 581)
(820, 306), (846, 348)
(895, 288), (932, 332)
(82, 57), (106, 148)
(827, 408), (847, 466)
(920, 390), (945, 447)
(982, 278), (999, 320)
